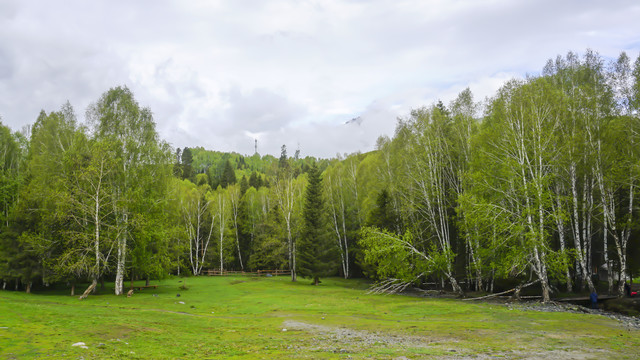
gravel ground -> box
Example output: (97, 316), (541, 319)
(502, 300), (640, 329)
(281, 319), (610, 360)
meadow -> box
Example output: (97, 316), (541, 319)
(1, 276), (639, 359)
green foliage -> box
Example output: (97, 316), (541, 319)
(181, 147), (194, 180)
(247, 204), (287, 270)
(358, 227), (454, 282)
(297, 165), (336, 283)
(220, 159), (237, 188)
(366, 189), (397, 231)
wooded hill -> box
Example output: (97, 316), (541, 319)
(1, 50), (640, 301)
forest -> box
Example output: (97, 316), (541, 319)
(1, 50), (640, 302)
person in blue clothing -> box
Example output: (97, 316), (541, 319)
(590, 291), (598, 309)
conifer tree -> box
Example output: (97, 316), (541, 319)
(220, 159), (236, 188)
(298, 165), (335, 285)
(181, 147), (193, 181)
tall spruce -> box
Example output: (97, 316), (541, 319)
(220, 159), (236, 188)
(298, 165), (335, 285)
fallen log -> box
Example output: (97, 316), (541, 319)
(462, 279), (541, 301)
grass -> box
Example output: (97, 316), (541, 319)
(1, 276), (639, 359)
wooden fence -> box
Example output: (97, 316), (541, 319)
(202, 269), (291, 277)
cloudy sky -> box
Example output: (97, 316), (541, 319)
(1, 1), (639, 158)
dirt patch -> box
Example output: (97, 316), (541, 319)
(435, 349), (610, 360)
(282, 320), (440, 348)
(282, 320), (611, 360)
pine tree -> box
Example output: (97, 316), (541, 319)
(220, 159), (236, 188)
(249, 171), (262, 189)
(297, 165), (335, 285)
(366, 189), (397, 231)
(181, 147), (193, 181)
(240, 175), (249, 196)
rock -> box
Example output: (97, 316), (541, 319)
(72, 342), (86, 347)
(178, 301), (185, 304)
(153, 294), (158, 297)
(176, 293), (181, 297)
(282, 328), (287, 332)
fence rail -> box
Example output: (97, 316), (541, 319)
(202, 269), (291, 277)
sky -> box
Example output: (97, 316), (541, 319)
(1, 1), (639, 158)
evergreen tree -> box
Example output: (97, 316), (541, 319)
(173, 148), (183, 178)
(279, 144), (289, 170)
(297, 165), (335, 285)
(181, 147), (193, 180)
(366, 189), (397, 231)
(220, 159), (236, 188)
(249, 171), (261, 189)
(239, 175), (249, 196)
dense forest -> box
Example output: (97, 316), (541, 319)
(1, 50), (640, 301)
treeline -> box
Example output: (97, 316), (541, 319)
(359, 50), (640, 301)
(1, 50), (639, 301)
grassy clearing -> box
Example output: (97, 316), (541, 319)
(1, 276), (639, 359)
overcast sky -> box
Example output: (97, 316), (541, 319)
(1, 1), (639, 158)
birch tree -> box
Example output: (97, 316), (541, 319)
(398, 106), (463, 295)
(481, 78), (563, 302)
(178, 180), (215, 276)
(88, 86), (167, 295)
(274, 153), (298, 281)
(324, 162), (351, 278)
(228, 184), (244, 270)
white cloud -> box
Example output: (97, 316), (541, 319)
(1, 0), (639, 157)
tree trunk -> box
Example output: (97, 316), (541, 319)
(115, 235), (126, 295)
(604, 215), (614, 294)
(79, 280), (98, 300)
(553, 189), (572, 292)
(25, 282), (32, 294)
(71, 283), (75, 296)
(115, 213), (128, 295)
(235, 227), (243, 271)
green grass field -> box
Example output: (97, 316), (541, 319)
(1, 276), (639, 359)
